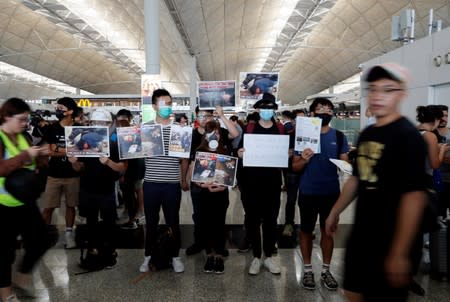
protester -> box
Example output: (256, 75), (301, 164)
(325, 63), (428, 302)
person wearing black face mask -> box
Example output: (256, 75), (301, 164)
(292, 97), (350, 291)
(42, 97), (81, 250)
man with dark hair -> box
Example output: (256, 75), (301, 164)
(292, 97), (349, 291)
(139, 89), (189, 273)
(42, 97), (80, 249)
(326, 63), (427, 302)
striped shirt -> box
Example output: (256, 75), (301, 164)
(144, 121), (180, 183)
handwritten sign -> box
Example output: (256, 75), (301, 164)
(294, 116), (322, 153)
(243, 134), (289, 167)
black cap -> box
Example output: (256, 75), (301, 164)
(253, 93), (278, 110)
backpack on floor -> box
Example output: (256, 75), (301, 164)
(148, 226), (176, 271)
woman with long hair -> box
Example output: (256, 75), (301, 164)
(0, 98), (49, 302)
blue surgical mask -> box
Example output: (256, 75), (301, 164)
(259, 109), (274, 121)
(158, 106), (172, 119)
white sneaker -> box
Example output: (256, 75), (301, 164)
(248, 257), (261, 275)
(172, 257), (184, 273)
(264, 257), (281, 274)
(65, 231), (76, 249)
(139, 256), (151, 273)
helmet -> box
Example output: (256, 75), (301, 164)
(90, 109), (112, 122)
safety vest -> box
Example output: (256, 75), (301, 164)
(0, 130), (35, 207)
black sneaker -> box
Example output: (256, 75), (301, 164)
(302, 271), (316, 290)
(214, 257), (224, 274)
(186, 243), (203, 256)
(409, 279), (425, 296)
(204, 256), (215, 273)
(104, 252), (118, 269)
(321, 270), (338, 290)
(237, 240), (251, 253)
(120, 221), (138, 230)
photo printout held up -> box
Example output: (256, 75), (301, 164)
(65, 126), (110, 157)
(243, 134), (289, 168)
(191, 152), (238, 187)
(294, 116), (322, 153)
(168, 124), (193, 158)
(198, 80), (236, 110)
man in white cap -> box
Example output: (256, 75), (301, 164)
(325, 63), (428, 302)
(69, 109), (127, 269)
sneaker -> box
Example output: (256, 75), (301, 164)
(282, 224), (294, 237)
(203, 256), (215, 273)
(321, 270), (338, 290)
(5, 294), (20, 302)
(186, 243), (203, 256)
(172, 257), (185, 273)
(139, 256), (151, 273)
(120, 221), (138, 230)
(104, 252), (118, 269)
(136, 215), (146, 225)
(409, 279), (425, 296)
(214, 257), (224, 274)
(65, 232), (76, 249)
(238, 240), (251, 253)
(248, 257), (261, 275)
(264, 257), (281, 274)
(302, 271), (316, 290)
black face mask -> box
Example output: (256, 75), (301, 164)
(55, 109), (66, 120)
(316, 114), (332, 126)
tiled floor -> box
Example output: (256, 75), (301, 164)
(13, 189), (450, 301)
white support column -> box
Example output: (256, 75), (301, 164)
(144, 0), (160, 74)
(189, 56), (197, 118)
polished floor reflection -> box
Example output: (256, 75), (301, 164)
(15, 189), (449, 301)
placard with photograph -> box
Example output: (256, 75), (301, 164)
(168, 125), (193, 158)
(294, 116), (322, 153)
(239, 72), (279, 103)
(140, 124), (165, 157)
(191, 152), (238, 187)
(243, 134), (289, 168)
(198, 80), (236, 110)
(65, 126), (110, 157)
(117, 127), (144, 159)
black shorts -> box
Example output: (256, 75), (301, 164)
(343, 240), (409, 302)
(298, 193), (339, 233)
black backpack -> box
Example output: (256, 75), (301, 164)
(148, 226), (176, 271)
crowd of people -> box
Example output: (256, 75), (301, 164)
(1, 63), (449, 302)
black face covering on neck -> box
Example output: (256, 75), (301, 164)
(316, 113), (332, 126)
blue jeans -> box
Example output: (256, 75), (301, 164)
(143, 182), (181, 257)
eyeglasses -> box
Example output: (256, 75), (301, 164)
(13, 115), (30, 123)
(197, 114), (212, 119)
(365, 87), (404, 95)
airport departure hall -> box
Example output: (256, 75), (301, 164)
(1, 0), (450, 301)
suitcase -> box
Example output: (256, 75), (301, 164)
(429, 218), (448, 279)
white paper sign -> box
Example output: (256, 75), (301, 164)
(294, 116), (322, 153)
(329, 159), (353, 175)
(243, 134), (289, 167)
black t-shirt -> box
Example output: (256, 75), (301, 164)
(238, 122), (283, 188)
(79, 141), (124, 193)
(348, 117), (427, 259)
(190, 127), (231, 161)
(46, 122), (79, 178)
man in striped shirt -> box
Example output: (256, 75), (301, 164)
(139, 89), (189, 273)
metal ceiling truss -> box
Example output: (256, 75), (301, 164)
(20, 0), (143, 77)
(263, 0), (338, 72)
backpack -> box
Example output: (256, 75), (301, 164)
(148, 226), (176, 271)
(76, 223), (118, 273)
(245, 121), (285, 134)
